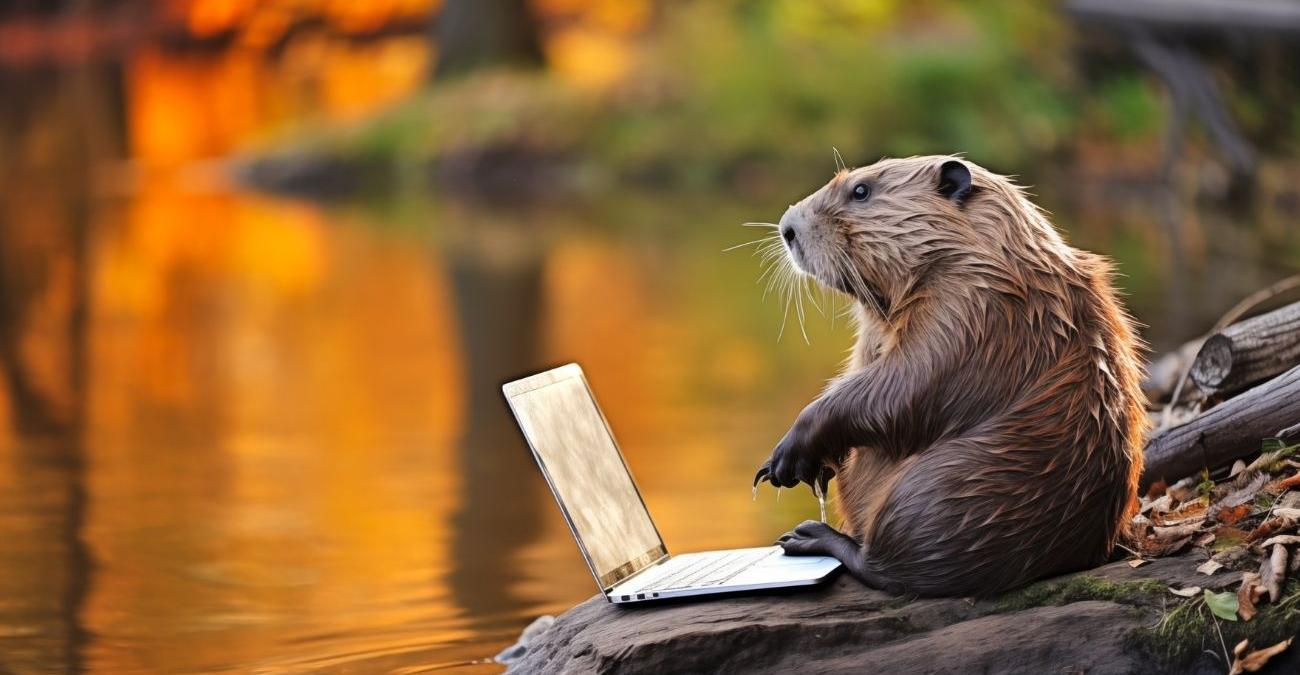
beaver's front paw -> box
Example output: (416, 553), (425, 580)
(754, 402), (843, 489)
(753, 420), (819, 489)
(776, 520), (844, 556)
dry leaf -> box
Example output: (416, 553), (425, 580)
(1144, 479), (1168, 500)
(1194, 532), (1217, 548)
(1154, 499), (1208, 527)
(1141, 494), (1172, 516)
(1267, 472), (1300, 493)
(1272, 507), (1300, 519)
(1228, 639), (1250, 675)
(1246, 516), (1297, 544)
(1128, 558), (1150, 568)
(1217, 503), (1252, 525)
(1140, 535), (1191, 557)
(1238, 572), (1263, 621)
(1229, 637), (1293, 674)
(1166, 476), (1199, 503)
(1260, 544), (1288, 603)
(1259, 534), (1300, 548)
(1237, 591), (1257, 621)
(1216, 474), (1270, 509)
(1152, 523), (1200, 540)
(1214, 525), (1251, 549)
(1196, 559), (1224, 575)
(1136, 516), (1198, 556)
(1229, 459), (1247, 478)
(1214, 548), (1248, 565)
(1168, 585), (1201, 598)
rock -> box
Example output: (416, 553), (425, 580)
(508, 554), (1300, 674)
(495, 615), (556, 666)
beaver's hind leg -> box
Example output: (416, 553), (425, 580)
(777, 521), (900, 592)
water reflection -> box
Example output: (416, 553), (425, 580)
(443, 206), (546, 623)
(0, 60), (112, 675)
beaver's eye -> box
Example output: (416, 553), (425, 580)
(850, 183), (871, 202)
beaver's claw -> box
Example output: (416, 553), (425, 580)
(760, 422), (820, 488)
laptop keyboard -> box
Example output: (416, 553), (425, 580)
(630, 548), (778, 592)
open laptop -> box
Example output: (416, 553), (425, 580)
(502, 363), (841, 604)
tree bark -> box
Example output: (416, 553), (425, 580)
(433, 0), (545, 80)
(1140, 364), (1300, 492)
(1189, 300), (1300, 398)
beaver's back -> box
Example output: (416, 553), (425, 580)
(836, 250), (1145, 596)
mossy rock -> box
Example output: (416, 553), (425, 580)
(995, 575), (1167, 612)
(504, 554), (1299, 674)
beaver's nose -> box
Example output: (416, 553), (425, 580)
(779, 205), (799, 244)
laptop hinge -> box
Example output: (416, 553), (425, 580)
(606, 553), (672, 594)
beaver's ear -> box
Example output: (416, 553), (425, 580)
(937, 160), (973, 205)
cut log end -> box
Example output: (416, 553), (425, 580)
(1189, 333), (1233, 390)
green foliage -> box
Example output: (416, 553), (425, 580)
(1089, 75), (1163, 141)
(303, 1), (1117, 187)
(285, 0), (1290, 191)
(1197, 469), (1215, 500)
(604, 0), (1078, 180)
(1203, 589), (1238, 621)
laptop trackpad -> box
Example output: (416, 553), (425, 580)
(732, 547), (841, 585)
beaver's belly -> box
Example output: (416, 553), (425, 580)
(835, 449), (917, 540)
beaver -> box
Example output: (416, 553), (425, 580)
(752, 156), (1146, 597)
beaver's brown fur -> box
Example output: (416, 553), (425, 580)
(754, 156), (1146, 597)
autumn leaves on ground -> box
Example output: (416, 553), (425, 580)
(1128, 296), (1300, 673)
(1134, 436), (1298, 673)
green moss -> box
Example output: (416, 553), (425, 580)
(1130, 581), (1300, 669)
(995, 575), (1166, 613)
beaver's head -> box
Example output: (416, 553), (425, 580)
(777, 155), (1022, 318)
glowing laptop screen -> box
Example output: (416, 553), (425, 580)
(505, 366), (666, 589)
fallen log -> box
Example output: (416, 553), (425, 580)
(1189, 300), (1300, 398)
(1141, 363), (1300, 492)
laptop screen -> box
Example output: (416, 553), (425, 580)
(504, 365), (667, 590)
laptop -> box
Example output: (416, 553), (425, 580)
(502, 363), (841, 604)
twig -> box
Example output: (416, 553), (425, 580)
(1210, 613), (1230, 666)
(1279, 423), (1300, 443)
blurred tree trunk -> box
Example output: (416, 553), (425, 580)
(433, 0), (545, 80)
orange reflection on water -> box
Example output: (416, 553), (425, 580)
(79, 187), (471, 672)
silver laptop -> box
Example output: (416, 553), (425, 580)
(502, 363), (841, 604)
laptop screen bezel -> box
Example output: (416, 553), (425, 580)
(503, 363), (669, 592)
